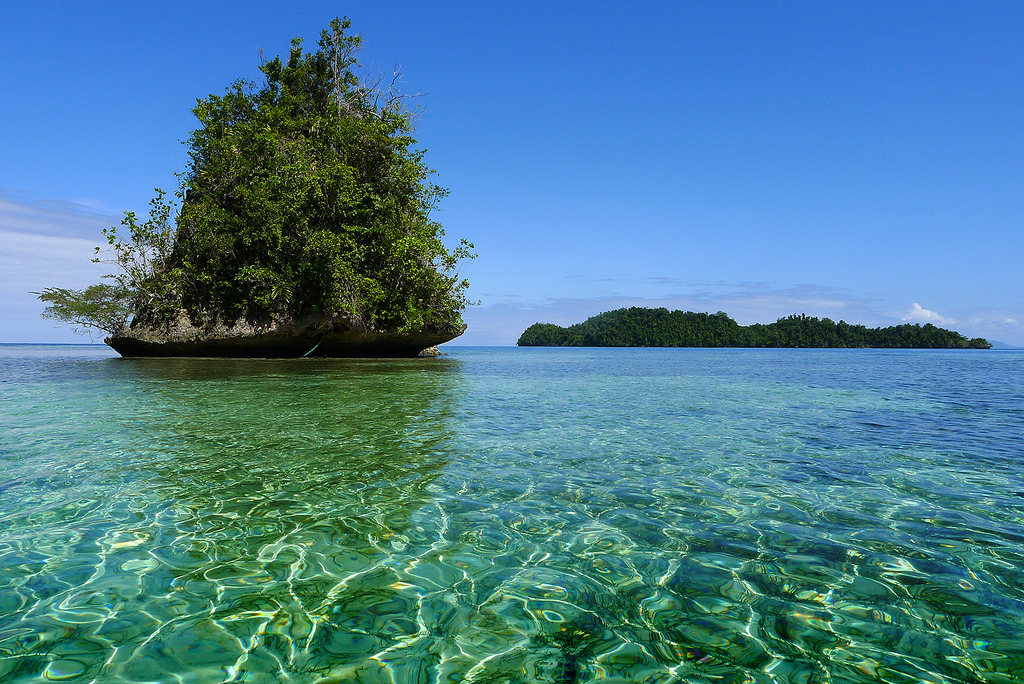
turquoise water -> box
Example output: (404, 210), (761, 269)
(1, 345), (1023, 683)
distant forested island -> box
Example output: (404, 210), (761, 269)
(518, 308), (991, 349)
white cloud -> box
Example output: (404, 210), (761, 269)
(901, 303), (955, 325)
(954, 310), (1024, 346)
(0, 196), (117, 343)
(0, 195), (117, 239)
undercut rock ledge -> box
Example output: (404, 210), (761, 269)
(106, 310), (465, 358)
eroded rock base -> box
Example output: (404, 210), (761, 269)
(106, 311), (465, 358)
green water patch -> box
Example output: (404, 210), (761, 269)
(1, 348), (1023, 682)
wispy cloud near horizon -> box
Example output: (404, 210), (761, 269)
(0, 196), (116, 343)
(0, 195), (119, 239)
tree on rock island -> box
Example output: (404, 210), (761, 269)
(37, 18), (474, 357)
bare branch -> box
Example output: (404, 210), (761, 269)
(356, 64), (425, 123)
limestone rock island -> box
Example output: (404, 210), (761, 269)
(38, 18), (473, 357)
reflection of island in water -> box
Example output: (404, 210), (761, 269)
(121, 356), (460, 546)
(78, 357), (463, 681)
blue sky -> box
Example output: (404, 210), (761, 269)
(2, 1), (1022, 345)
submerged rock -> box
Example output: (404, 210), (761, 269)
(106, 309), (464, 358)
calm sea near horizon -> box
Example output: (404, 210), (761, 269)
(1, 344), (1022, 683)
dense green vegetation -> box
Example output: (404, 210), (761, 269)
(518, 308), (992, 349)
(38, 18), (473, 336)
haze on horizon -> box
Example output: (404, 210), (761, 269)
(2, 1), (1022, 346)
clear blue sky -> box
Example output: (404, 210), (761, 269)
(3, 1), (1022, 345)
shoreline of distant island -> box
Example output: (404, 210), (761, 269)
(517, 308), (991, 349)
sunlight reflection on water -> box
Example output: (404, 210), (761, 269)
(0, 346), (1022, 682)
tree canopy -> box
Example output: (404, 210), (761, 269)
(518, 308), (992, 349)
(39, 18), (473, 337)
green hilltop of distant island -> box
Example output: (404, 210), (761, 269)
(518, 308), (991, 349)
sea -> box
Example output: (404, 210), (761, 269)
(1, 344), (1022, 683)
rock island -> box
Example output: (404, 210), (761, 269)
(38, 19), (473, 358)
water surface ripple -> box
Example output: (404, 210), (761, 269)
(1, 345), (1022, 683)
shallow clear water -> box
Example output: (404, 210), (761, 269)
(1, 345), (1023, 683)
